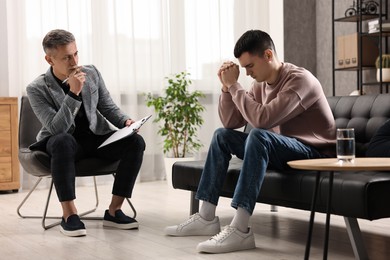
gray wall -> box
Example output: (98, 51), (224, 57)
(284, 0), (317, 75)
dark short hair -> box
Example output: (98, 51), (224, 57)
(42, 29), (75, 54)
(234, 30), (276, 58)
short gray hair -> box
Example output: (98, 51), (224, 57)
(42, 29), (75, 54)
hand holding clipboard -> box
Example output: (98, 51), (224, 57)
(98, 115), (152, 148)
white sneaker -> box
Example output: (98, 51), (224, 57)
(164, 213), (220, 236)
(196, 225), (256, 253)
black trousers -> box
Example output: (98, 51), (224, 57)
(45, 132), (145, 202)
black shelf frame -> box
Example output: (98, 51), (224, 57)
(332, 0), (388, 96)
(334, 14), (385, 22)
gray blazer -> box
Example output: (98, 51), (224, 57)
(27, 65), (129, 142)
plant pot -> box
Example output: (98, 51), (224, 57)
(376, 68), (390, 82)
(164, 157), (195, 187)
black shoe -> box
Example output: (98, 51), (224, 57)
(103, 209), (139, 230)
(60, 214), (86, 237)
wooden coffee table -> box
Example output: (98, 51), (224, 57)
(288, 158), (390, 260)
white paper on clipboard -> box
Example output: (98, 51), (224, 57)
(98, 115), (152, 148)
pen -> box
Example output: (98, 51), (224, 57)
(62, 65), (83, 84)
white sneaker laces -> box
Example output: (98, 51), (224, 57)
(210, 226), (235, 242)
(178, 213), (199, 228)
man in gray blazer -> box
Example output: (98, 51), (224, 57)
(27, 29), (145, 237)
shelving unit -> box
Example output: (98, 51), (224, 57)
(0, 97), (19, 192)
(332, 0), (388, 96)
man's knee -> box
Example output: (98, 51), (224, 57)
(248, 128), (268, 136)
(133, 134), (146, 152)
(213, 127), (233, 139)
(122, 134), (146, 153)
(246, 128), (270, 146)
(210, 128), (229, 146)
(47, 133), (77, 154)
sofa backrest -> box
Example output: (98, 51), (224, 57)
(327, 94), (390, 156)
(244, 94), (390, 156)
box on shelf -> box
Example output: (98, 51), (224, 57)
(368, 19), (390, 33)
(336, 35), (345, 69)
(336, 33), (378, 69)
(368, 19), (379, 32)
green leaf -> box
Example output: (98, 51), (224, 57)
(144, 71), (205, 157)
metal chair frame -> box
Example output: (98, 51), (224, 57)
(17, 96), (137, 230)
(17, 174), (136, 230)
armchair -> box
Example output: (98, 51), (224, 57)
(16, 96), (136, 230)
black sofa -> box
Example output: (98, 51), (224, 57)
(172, 94), (390, 260)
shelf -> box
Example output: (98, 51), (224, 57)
(335, 66), (375, 71)
(335, 14), (385, 22)
(362, 81), (390, 86)
(364, 31), (390, 37)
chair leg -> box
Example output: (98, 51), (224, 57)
(16, 177), (61, 230)
(16, 176), (44, 218)
(110, 173), (137, 218)
(81, 176), (136, 219)
(17, 175), (137, 230)
(42, 177), (102, 229)
(77, 176), (102, 221)
(47, 176), (137, 223)
(125, 198), (137, 219)
(190, 191), (199, 215)
(41, 179), (61, 230)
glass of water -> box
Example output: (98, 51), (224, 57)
(336, 128), (355, 162)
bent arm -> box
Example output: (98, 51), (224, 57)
(27, 84), (81, 136)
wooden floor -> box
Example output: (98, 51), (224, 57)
(1, 180), (390, 259)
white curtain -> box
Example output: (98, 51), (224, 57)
(3, 0), (283, 188)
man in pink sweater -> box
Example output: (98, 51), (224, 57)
(165, 30), (336, 253)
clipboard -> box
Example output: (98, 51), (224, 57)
(98, 115), (152, 148)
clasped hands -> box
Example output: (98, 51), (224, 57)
(218, 61), (239, 93)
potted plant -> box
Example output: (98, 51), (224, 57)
(375, 54), (390, 82)
(145, 71), (205, 184)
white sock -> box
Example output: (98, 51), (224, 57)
(199, 201), (216, 221)
(230, 207), (251, 233)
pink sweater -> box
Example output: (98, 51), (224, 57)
(219, 62), (336, 154)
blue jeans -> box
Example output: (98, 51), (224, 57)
(196, 128), (325, 215)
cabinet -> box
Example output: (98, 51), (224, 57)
(0, 97), (20, 192)
(332, 0), (388, 95)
